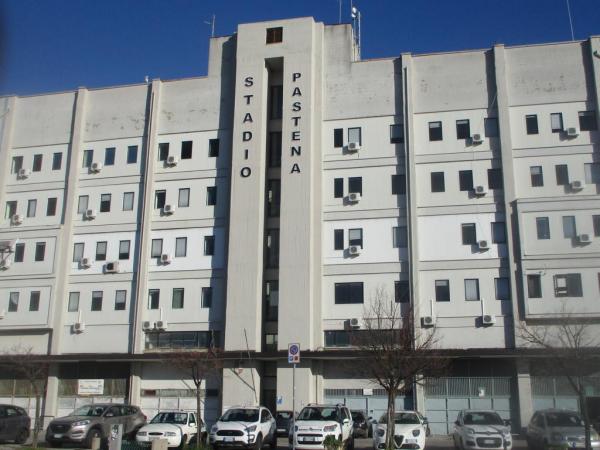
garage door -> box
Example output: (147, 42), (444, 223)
(324, 388), (413, 424)
(531, 376), (600, 412)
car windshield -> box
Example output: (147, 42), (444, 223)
(70, 405), (107, 417)
(277, 412), (292, 420)
(463, 412), (504, 426)
(151, 412), (188, 424)
(220, 409), (259, 423)
(379, 413), (420, 424)
(546, 412), (584, 427)
(298, 407), (340, 422)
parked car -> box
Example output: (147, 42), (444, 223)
(526, 409), (600, 450)
(209, 406), (276, 449)
(291, 403), (354, 450)
(276, 410), (294, 437)
(0, 404), (30, 444)
(351, 410), (369, 438)
(136, 410), (205, 448)
(372, 411), (428, 450)
(452, 410), (512, 450)
(45, 403), (146, 448)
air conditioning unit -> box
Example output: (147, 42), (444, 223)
(347, 142), (361, 152)
(347, 192), (361, 203)
(566, 127), (579, 137)
(11, 214), (23, 225)
(474, 185), (488, 196)
(90, 162), (103, 173)
(163, 204), (175, 215)
(349, 318), (360, 328)
(166, 155), (178, 166)
(578, 234), (592, 244)
(155, 320), (167, 331)
(104, 261), (119, 274)
(80, 257), (92, 269)
(348, 245), (361, 256)
(482, 314), (496, 326)
(471, 134), (484, 144)
(0, 259), (11, 270)
(478, 240), (490, 251)
(160, 253), (172, 264)
(570, 180), (584, 191)
(84, 209), (97, 220)
(18, 168), (31, 179)
(421, 316), (436, 327)
(142, 321), (153, 332)
(73, 322), (85, 333)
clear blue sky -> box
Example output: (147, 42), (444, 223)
(1, 0), (599, 96)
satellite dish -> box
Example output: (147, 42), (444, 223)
(351, 6), (358, 18)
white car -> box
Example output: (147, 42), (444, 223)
(136, 411), (205, 448)
(209, 406), (276, 449)
(453, 410), (512, 450)
(372, 411), (428, 450)
(291, 404), (354, 450)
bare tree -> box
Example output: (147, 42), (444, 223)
(3, 345), (49, 448)
(353, 288), (448, 450)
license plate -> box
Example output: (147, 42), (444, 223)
(149, 436), (159, 441)
(484, 439), (495, 444)
(304, 437), (315, 442)
(405, 439), (418, 444)
(224, 437), (234, 442)
(53, 434), (63, 439)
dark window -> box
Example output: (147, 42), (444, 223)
(431, 172), (445, 192)
(265, 281), (278, 320)
(100, 194), (111, 212)
(393, 226), (407, 248)
(348, 127), (362, 145)
(462, 223), (477, 245)
(491, 222), (506, 244)
(526, 115), (539, 134)
(32, 154), (43, 172)
(456, 119), (470, 139)
(151, 239), (163, 258)
(267, 180), (280, 217)
(484, 118), (499, 137)
(91, 291), (103, 311)
(555, 165), (569, 186)
(172, 288), (184, 309)
(459, 170), (474, 191)
(96, 241), (107, 261)
(435, 280), (450, 302)
(181, 141), (193, 159)
(429, 121), (443, 141)
(348, 177), (362, 195)
(487, 168), (503, 190)
(334, 128), (344, 148)
(270, 85), (283, 120)
(52, 152), (62, 170)
(551, 113), (563, 133)
(148, 289), (160, 309)
(5, 201), (16, 219)
(155, 190), (166, 209)
(209, 139), (219, 157)
(104, 147), (115, 166)
(12, 156), (23, 174)
(390, 124), (404, 144)
(334, 229), (344, 250)
(334, 282), (364, 304)
(579, 111), (597, 131)
(348, 228), (363, 248)
(266, 229), (279, 268)
(201, 287), (212, 308)
(119, 240), (130, 260)
(14, 243), (24, 262)
(495, 278), (511, 301)
(204, 236), (215, 256)
(29, 291), (40, 311)
(594, 215), (600, 237)
(465, 279), (480, 301)
(334, 178), (344, 198)
(46, 197), (57, 216)
(530, 166), (544, 187)
(395, 281), (409, 303)
(268, 132), (282, 167)
(82, 150), (93, 168)
(266, 27), (283, 44)
(158, 143), (169, 161)
(207, 186), (217, 206)
(554, 273), (583, 297)
(34, 242), (45, 261)
(536, 217), (550, 240)
(324, 330), (352, 347)
(115, 290), (126, 311)
(527, 274), (542, 298)
(391, 174), (406, 195)
(8, 292), (18, 312)
(127, 145), (138, 164)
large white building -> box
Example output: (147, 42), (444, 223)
(0, 16), (599, 434)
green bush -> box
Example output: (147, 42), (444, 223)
(323, 434), (343, 450)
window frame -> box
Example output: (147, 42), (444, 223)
(435, 280), (450, 302)
(527, 274), (542, 299)
(266, 27), (283, 44)
(100, 193), (111, 213)
(204, 235), (215, 256)
(151, 239), (163, 258)
(201, 287), (212, 308)
(34, 242), (45, 262)
(46, 197), (57, 216)
(209, 139), (220, 157)
(578, 111), (598, 131)
(91, 291), (103, 312)
(178, 188), (190, 208)
(348, 228), (363, 248)
(334, 282), (364, 305)
(395, 280), (410, 303)
(29, 291), (40, 312)
(526, 114), (539, 135)
(68, 292), (80, 312)
(181, 141), (193, 159)
(391, 174), (406, 195)
(334, 229), (344, 250)
(123, 192), (135, 211)
(115, 290), (127, 311)
(555, 164), (569, 186)
(118, 240), (130, 260)
(127, 145), (138, 164)
(207, 186), (217, 206)
(175, 237), (187, 258)
(428, 121), (443, 141)
(459, 170), (474, 192)
(464, 279), (480, 301)
(390, 124), (404, 144)
(530, 166), (544, 187)
(172, 288), (185, 309)
(52, 152), (63, 170)
(461, 223), (477, 245)
(456, 119), (471, 140)
(536, 217), (551, 240)
(148, 289), (160, 310)
(550, 113), (563, 133)
(348, 127), (362, 146)
(104, 147), (116, 166)
(95, 241), (108, 261)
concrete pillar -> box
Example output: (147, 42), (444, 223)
(516, 359), (533, 433)
(43, 363), (60, 428)
(128, 362), (143, 407)
(414, 380), (426, 416)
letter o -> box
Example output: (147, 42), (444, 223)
(240, 167), (252, 177)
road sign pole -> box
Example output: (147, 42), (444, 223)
(292, 362), (296, 450)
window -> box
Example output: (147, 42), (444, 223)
(334, 178), (344, 198)
(204, 236), (215, 256)
(68, 292), (80, 312)
(34, 242), (45, 261)
(348, 127), (362, 146)
(91, 291), (103, 311)
(5, 201), (16, 219)
(52, 152), (62, 170)
(334, 282), (364, 304)
(594, 215), (600, 237)
(464, 279), (480, 301)
(456, 119), (470, 139)
(395, 280), (409, 303)
(29, 291), (40, 311)
(550, 113), (563, 133)
(334, 229), (344, 250)
(495, 278), (511, 301)
(32, 154), (43, 172)
(8, 292), (19, 312)
(487, 168), (503, 190)
(201, 287), (212, 308)
(431, 172), (445, 192)
(175, 237), (187, 257)
(207, 186), (217, 206)
(348, 177), (362, 195)
(527, 274), (542, 298)
(324, 330), (353, 347)
(178, 188), (190, 207)
(115, 290), (126, 310)
(266, 229), (279, 268)
(491, 222), (506, 244)
(127, 145), (138, 164)
(46, 197), (57, 216)
(73, 243), (84, 262)
(461, 223), (477, 245)
(390, 124), (404, 144)
(530, 166), (544, 187)
(484, 118), (499, 137)
(429, 121), (443, 141)
(268, 132), (282, 167)
(181, 141), (193, 159)
(554, 273), (583, 297)
(96, 241), (107, 261)
(119, 240), (130, 260)
(155, 190), (166, 209)
(562, 216), (576, 239)
(526, 114), (539, 134)
(100, 194), (111, 212)
(158, 143), (169, 161)
(333, 128), (343, 148)
(77, 195), (89, 214)
(393, 226), (407, 248)
(391, 174), (406, 195)
(148, 290), (160, 309)
(555, 165), (569, 186)
(27, 199), (37, 218)
(104, 147), (115, 166)
(123, 192), (134, 211)
(459, 170), (473, 191)
(265, 280), (278, 320)
(82, 149), (93, 168)
(536, 217), (551, 240)
(578, 111), (597, 131)
(209, 139), (219, 157)
(14, 243), (24, 262)
(11, 156), (23, 174)
(585, 163), (600, 184)
(267, 180), (280, 217)
(269, 85), (283, 120)
(151, 239), (163, 258)
(348, 228), (363, 248)
(266, 26), (283, 44)
(435, 280), (450, 302)
(172, 288), (184, 309)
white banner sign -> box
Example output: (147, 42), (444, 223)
(78, 379), (104, 396)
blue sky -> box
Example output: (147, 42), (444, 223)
(1, 0), (599, 96)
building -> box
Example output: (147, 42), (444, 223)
(0, 16), (599, 434)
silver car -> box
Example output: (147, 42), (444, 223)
(526, 409), (600, 450)
(453, 410), (512, 450)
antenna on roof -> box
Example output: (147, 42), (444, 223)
(338, 0), (342, 24)
(566, 0), (575, 41)
(205, 14), (216, 38)
(350, 2), (361, 60)
(144, 76), (149, 84)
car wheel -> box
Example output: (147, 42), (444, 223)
(254, 433), (263, 450)
(15, 427), (29, 444)
(84, 428), (103, 449)
(347, 436), (355, 450)
(49, 442), (62, 448)
(178, 434), (188, 450)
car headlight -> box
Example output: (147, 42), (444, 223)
(165, 431), (178, 437)
(552, 433), (564, 442)
(246, 425), (257, 433)
(137, 431), (147, 436)
(211, 425), (218, 433)
(466, 428), (476, 435)
(72, 420), (91, 427)
(377, 428), (385, 437)
(323, 425), (338, 433)
(412, 429), (421, 437)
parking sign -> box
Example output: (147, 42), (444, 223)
(288, 343), (300, 364)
